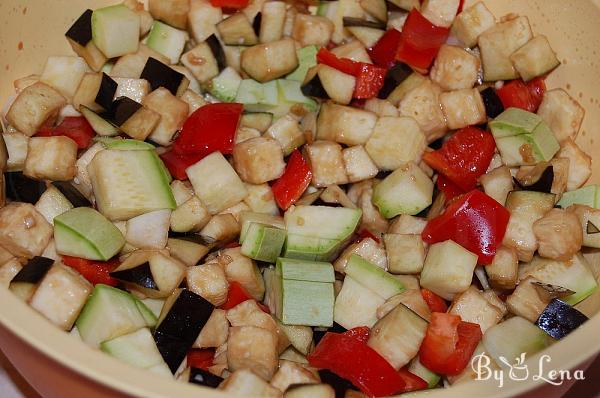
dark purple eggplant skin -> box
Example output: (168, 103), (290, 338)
(140, 57), (186, 96)
(52, 181), (92, 208)
(481, 87), (504, 119)
(313, 322), (346, 345)
(95, 73), (118, 111)
(10, 257), (54, 284)
(378, 62), (412, 99)
(189, 368), (223, 388)
(110, 262), (159, 290)
(252, 12), (262, 36)
(153, 332), (190, 374)
(535, 299), (588, 340)
(206, 34), (227, 71)
(108, 97), (143, 126)
(301, 75), (330, 99)
(4, 172), (46, 204)
(342, 17), (386, 29)
(514, 165), (554, 194)
(587, 220), (600, 234)
(65, 9), (93, 46)
(318, 369), (359, 398)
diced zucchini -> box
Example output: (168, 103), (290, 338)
(210, 67), (242, 102)
(35, 186), (73, 225)
(345, 255), (405, 299)
(283, 234), (341, 262)
(334, 275), (385, 329)
(146, 21), (188, 64)
(92, 5), (140, 58)
(101, 328), (170, 374)
(241, 223), (286, 263)
(558, 185), (599, 209)
(285, 205), (361, 242)
(287, 46), (318, 82)
(277, 258), (336, 284)
(420, 240), (478, 300)
(510, 35), (560, 82)
(408, 357), (440, 388)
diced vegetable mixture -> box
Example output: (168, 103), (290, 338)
(0, 0), (597, 396)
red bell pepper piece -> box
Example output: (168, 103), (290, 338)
(159, 150), (204, 181)
(398, 367), (428, 392)
(271, 150), (312, 210)
(187, 349), (215, 370)
(61, 256), (120, 286)
(422, 127), (496, 192)
(396, 10), (450, 70)
(419, 312), (482, 376)
(343, 326), (371, 343)
(421, 288), (448, 313)
(209, 0), (249, 9)
(436, 175), (464, 202)
(172, 103), (243, 156)
(316, 48), (386, 99)
(36, 117), (94, 149)
(496, 78), (546, 113)
(368, 28), (403, 69)
(308, 330), (408, 397)
(219, 281), (270, 313)
(422, 190), (510, 264)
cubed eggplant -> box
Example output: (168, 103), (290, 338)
(140, 57), (188, 96)
(378, 62), (413, 99)
(9, 256), (54, 301)
(514, 165), (554, 194)
(252, 12), (262, 36)
(318, 369), (359, 398)
(110, 262), (159, 290)
(108, 97), (143, 126)
(65, 9), (93, 46)
(301, 74), (329, 99)
(95, 73), (118, 111)
(4, 171), (47, 204)
(189, 367), (224, 388)
(206, 34), (226, 71)
(342, 17), (386, 29)
(535, 299), (588, 339)
(480, 87), (504, 118)
(51, 181), (92, 208)
(313, 322), (346, 345)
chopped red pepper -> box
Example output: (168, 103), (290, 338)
(421, 288), (448, 313)
(398, 367), (428, 392)
(419, 312), (482, 376)
(368, 28), (403, 69)
(496, 78), (546, 113)
(187, 349), (215, 370)
(209, 0), (249, 9)
(61, 255), (120, 286)
(172, 103), (243, 156)
(308, 330), (408, 397)
(422, 127), (496, 192)
(316, 48), (386, 99)
(36, 116), (94, 149)
(436, 175), (464, 202)
(271, 150), (312, 210)
(219, 281), (270, 313)
(396, 10), (450, 70)
(343, 326), (371, 343)
(159, 150), (204, 180)
(422, 190), (510, 264)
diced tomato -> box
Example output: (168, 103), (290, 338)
(421, 288), (448, 313)
(419, 313), (482, 376)
(396, 10), (450, 70)
(398, 367), (428, 392)
(187, 349), (215, 370)
(61, 256), (120, 286)
(159, 150), (204, 180)
(209, 0), (249, 9)
(422, 127), (496, 192)
(368, 28), (403, 69)
(496, 78), (546, 113)
(35, 117), (94, 149)
(422, 190), (510, 264)
(271, 150), (312, 210)
(172, 103), (243, 156)
(436, 175), (464, 202)
(219, 281), (270, 313)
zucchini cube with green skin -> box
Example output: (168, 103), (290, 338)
(186, 152), (249, 215)
(558, 185), (599, 209)
(283, 235), (341, 262)
(88, 149), (176, 221)
(101, 328), (170, 375)
(54, 207), (125, 261)
(365, 116), (426, 170)
(241, 223), (287, 263)
(334, 274), (385, 329)
(209, 67), (243, 103)
(373, 163), (434, 218)
(146, 21), (188, 64)
(276, 258), (335, 283)
(92, 5), (140, 58)
(240, 211), (285, 242)
(344, 255), (405, 299)
(287, 45), (318, 82)
(285, 205), (362, 242)
(420, 240), (478, 300)
(510, 35), (560, 82)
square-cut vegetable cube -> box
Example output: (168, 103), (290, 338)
(506, 277), (549, 323)
(142, 87), (189, 145)
(316, 102), (377, 145)
(186, 152), (249, 214)
(264, 115), (305, 155)
(241, 39), (298, 82)
(451, 1), (496, 48)
(440, 88), (486, 130)
(0, 259), (22, 288)
(430, 45), (481, 91)
(187, 263), (229, 306)
(113, 77), (151, 103)
(384, 234), (426, 274)
(420, 240), (478, 300)
(0, 203), (53, 258)
(557, 138), (592, 191)
(478, 16), (533, 81)
(188, 0), (222, 43)
(3, 131), (29, 171)
(180, 89), (207, 115)
(388, 215), (428, 235)
(365, 116), (426, 170)
(304, 141), (348, 187)
(181, 43), (219, 83)
(199, 213), (241, 243)
(233, 137), (286, 184)
(227, 326), (278, 380)
(537, 89), (585, 144)
(6, 82), (66, 136)
(220, 247), (264, 300)
(170, 196), (211, 233)
(317, 65), (356, 106)
(334, 275), (384, 329)
(510, 35), (560, 82)
(399, 80), (447, 142)
(258, 1), (286, 43)
(243, 184), (279, 216)
(421, 0), (460, 28)
(292, 14), (334, 47)
(40, 56), (89, 100)
(449, 286), (503, 332)
(73, 73), (107, 112)
(363, 98), (399, 117)
(342, 146), (378, 183)
(485, 245), (518, 290)
(220, 369), (281, 397)
(330, 41), (372, 64)
(148, 0), (189, 29)
(24, 136), (78, 181)
(29, 263), (92, 330)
